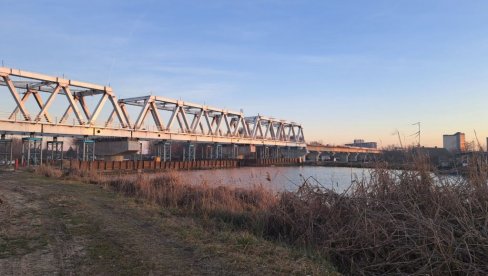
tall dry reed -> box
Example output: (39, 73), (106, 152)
(67, 154), (488, 274)
(103, 172), (276, 228)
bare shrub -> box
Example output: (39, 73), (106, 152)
(266, 154), (488, 275)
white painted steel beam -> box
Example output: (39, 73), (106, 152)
(0, 66), (306, 147)
(0, 119), (306, 147)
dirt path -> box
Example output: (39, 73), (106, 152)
(0, 171), (334, 275)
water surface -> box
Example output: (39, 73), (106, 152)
(176, 166), (371, 192)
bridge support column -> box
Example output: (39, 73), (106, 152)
(357, 153), (368, 162)
(271, 146), (280, 159)
(231, 144), (238, 159)
(77, 138), (95, 161)
(307, 151), (321, 162)
(349, 153), (359, 162)
(22, 135), (42, 166)
(157, 141), (172, 161)
(46, 137), (64, 166)
(285, 147), (291, 158)
(298, 147), (307, 162)
(214, 144), (223, 160)
(335, 152), (350, 163)
(183, 142), (196, 161)
(318, 151), (333, 161)
(258, 146), (270, 160)
(0, 134), (13, 166)
(201, 144), (212, 160)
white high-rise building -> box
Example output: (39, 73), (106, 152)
(443, 132), (465, 153)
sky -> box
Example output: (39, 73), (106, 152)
(1, 0), (488, 148)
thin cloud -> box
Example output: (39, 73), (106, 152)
(150, 65), (246, 77)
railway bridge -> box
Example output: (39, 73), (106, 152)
(0, 66), (307, 165)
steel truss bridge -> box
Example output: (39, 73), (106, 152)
(0, 67), (306, 149)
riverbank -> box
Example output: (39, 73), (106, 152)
(68, 154), (488, 275)
(0, 171), (336, 275)
(7, 155), (488, 275)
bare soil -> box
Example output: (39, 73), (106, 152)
(0, 171), (335, 275)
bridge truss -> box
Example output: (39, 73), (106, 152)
(0, 67), (306, 147)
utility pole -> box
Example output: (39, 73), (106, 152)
(412, 122), (421, 147)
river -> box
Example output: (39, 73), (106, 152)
(174, 166), (372, 193)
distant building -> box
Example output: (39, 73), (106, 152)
(345, 139), (377, 149)
(443, 132), (465, 153)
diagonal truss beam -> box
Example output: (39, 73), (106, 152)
(62, 86), (85, 125)
(0, 67), (306, 146)
(9, 90), (52, 122)
(35, 84), (61, 122)
(2, 75), (31, 120)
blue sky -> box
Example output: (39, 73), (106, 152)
(1, 0), (488, 147)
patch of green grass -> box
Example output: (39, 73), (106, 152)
(24, 171), (339, 274)
(235, 232), (257, 249)
(86, 237), (152, 275)
(0, 235), (49, 258)
(44, 194), (153, 275)
(157, 214), (339, 275)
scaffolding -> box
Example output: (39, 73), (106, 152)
(22, 137), (42, 166)
(46, 137), (64, 165)
(77, 138), (95, 161)
(0, 135), (13, 166)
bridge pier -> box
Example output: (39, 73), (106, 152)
(257, 146), (270, 160)
(22, 135), (42, 166)
(0, 134), (13, 166)
(318, 151), (333, 161)
(348, 153), (359, 162)
(77, 138), (95, 161)
(46, 137), (64, 164)
(214, 144), (223, 160)
(231, 144), (239, 159)
(156, 141), (172, 161)
(183, 142), (196, 161)
(201, 144), (212, 160)
(271, 146), (279, 159)
(307, 151), (321, 162)
(357, 153), (368, 162)
(335, 152), (350, 163)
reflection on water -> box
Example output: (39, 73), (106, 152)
(176, 166), (372, 193)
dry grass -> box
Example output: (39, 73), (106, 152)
(63, 168), (103, 184)
(103, 172), (276, 229)
(34, 165), (63, 178)
(38, 153), (488, 274)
